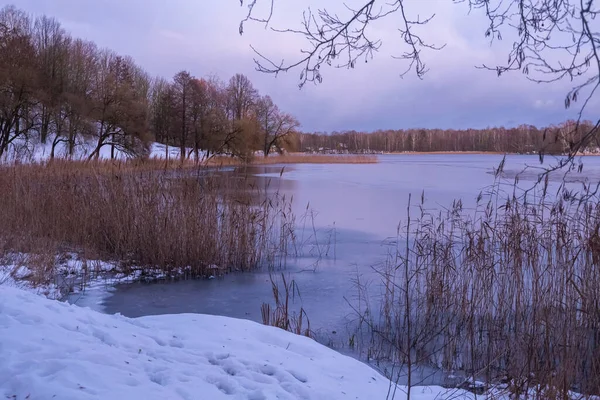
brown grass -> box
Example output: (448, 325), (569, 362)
(147, 153), (378, 167)
(387, 151), (508, 155)
(0, 160), (295, 283)
(251, 154), (378, 164)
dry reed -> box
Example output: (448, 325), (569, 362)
(0, 160), (295, 284)
(150, 153), (379, 166)
(251, 154), (378, 165)
(261, 272), (312, 337)
(351, 171), (600, 398)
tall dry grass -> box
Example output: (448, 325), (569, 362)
(0, 160), (295, 282)
(261, 272), (312, 338)
(351, 169), (600, 398)
(185, 153), (378, 166)
(252, 154), (378, 165)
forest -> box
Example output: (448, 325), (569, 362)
(0, 5), (299, 162)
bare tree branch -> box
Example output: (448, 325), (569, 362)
(239, 0), (275, 34)
(240, 1), (444, 87)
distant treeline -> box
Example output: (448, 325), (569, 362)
(296, 120), (599, 154)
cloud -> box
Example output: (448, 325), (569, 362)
(157, 29), (186, 42)
(10, 0), (594, 132)
(534, 99), (555, 109)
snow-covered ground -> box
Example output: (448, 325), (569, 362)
(0, 286), (473, 400)
(2, 135), (284, 164)
(1, 136), (196, 163)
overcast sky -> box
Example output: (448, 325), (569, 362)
(11, 0), (598, 132)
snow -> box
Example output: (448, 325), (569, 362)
(0, 253), (137, 306)
(1, 136), (197, 163)
(0, 259), (61, 300)
(0, 286), (473, 400)
(147, 142), (203, 161)
(2, 134), (283, 164)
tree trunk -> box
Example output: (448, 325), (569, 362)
(50, 136), (61, 160)
(194, 125), (199, 162)
(0, 124), (8, 159)
(264, 118), (269, 157)
(89, 123), (105, 160)
(88, 139), (103, 160)
(180, 94), (186, 162)
(40, 110), (50, 144)
(110, 133), (115, 160)
(67, 119), (76, 157)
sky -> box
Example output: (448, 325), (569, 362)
(10, 0), (598, 132)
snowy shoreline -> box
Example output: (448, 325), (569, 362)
(0, 286), (472, 400)
(1, 255), (596, 398)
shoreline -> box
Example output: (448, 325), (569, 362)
(384, 151), (509, 155)
(202, 153), (379, 166)
(387, 151), (600, 156)
(298, 151), (600, 157)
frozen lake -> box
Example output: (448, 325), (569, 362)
(70, 153), (600, 376)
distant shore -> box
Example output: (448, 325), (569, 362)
(201, 153), (379, 166)
(385, 151), (509, 155)
(300, 150), (600, 157)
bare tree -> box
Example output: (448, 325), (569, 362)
(227, 73), (257, 121)
(189, 78), (211, 162)
(223, 73), (260, 158)
(0, 5), (37, 159)
(33, 15), (70, 145)
(172, 70), (193, 161)
(88, 52), (149, 160)
(202, 76), (230, 159)
(60, 38), (96, 158)
(254, 95), (299, 156)
(149, 77), (175, 158)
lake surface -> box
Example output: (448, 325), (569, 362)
(69, 154), (600, 382)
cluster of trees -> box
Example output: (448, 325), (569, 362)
(0, 5), (298, 161)
(298, 120), (599, 155)
(151, 72), (299, 161)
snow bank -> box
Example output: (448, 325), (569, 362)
(2, 136), (128, 162)
(1, 136), (197, 163)
(0, 286), (470, 400)
(3, 136), (277, 164)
